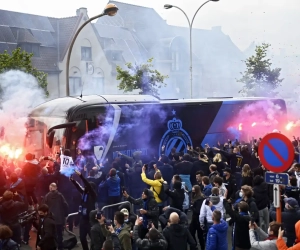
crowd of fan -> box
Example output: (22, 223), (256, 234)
(1, 138), (300, 250)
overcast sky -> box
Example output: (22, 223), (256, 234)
(1, 0), (300, 55)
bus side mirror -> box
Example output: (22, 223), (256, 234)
(46, 130), (55, 148)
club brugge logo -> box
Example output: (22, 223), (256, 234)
(159, 110), (193, 156)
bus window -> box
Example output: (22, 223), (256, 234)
(27, 117), (66, 157)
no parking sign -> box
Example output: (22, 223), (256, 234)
(258, 132), (295, 222)
(258, 133), (294, 173)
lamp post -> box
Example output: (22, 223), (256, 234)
(164, 0), (219, 98)
(65, 3), (118, 96)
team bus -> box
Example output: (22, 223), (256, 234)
(26, 95), (287, 162)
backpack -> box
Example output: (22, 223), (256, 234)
(182, 191), (190, 210)
(153, 181), (169, 202)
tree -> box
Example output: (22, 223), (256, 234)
(116, 58), (168, 98)
(0, 48), (48, 95)
(238, 43), (283, 97)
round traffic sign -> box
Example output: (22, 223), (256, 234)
(258, 133), (295, 173)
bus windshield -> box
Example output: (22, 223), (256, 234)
(26, 116), (66, 157)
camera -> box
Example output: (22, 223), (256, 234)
(121, 186), (126, 193)
(18, 210), (37, 226)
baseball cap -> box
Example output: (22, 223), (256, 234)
(284, 197), (299, 209)
(120, 208), (129, 216)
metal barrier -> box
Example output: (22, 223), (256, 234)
(65, 201), (133, 234)
(100, 201), (133, 219)
(65, 212), (79, 236)
(100, 201), (132, 212)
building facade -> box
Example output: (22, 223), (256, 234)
(0, 2), (246, 99)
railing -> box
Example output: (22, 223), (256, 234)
(100, 201), (132, 212)
(65, 212), (79, 235)
(64, 201), (133, 235)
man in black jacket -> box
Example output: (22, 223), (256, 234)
(70, 170), (97, 250)
(43, 183), (69, 250)
(9, 172), (28, 206)
(190, 154), (210, 185)
(159, 207), (188, 230)
(123, 189), (159, 238)
(90, 210), (105, 250)
(163, 212), (196, 250)
(22, 153), (40, 208)
(0, 191), (26, 245)
(270, 197), (300, 247)
(133, 216), (167, 250)
(223, 199), (251, 250)
(223, 168), (237, 201)
(34, 204), (57, 250)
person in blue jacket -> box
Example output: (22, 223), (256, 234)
(99, 168), (121, 205)
(206, 210), (228, 250)
(99, 168), (121, 219)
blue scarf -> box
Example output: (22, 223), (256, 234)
(10, 178), (22, 189)
(115, 224), (124, 236)
(142, 199), (149, 228)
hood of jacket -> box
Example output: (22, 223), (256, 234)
(167, 224), (186, 237)
(212, 219), (228, 233)
(47, 190), (61, 200)
(1, 200), (16, 210)
(210, 195), (220, 205)
(146, 189), (155, 200)
(45, 212), (55, 221)
(89, 210), (98, 226)
(253, 181), (268, 194)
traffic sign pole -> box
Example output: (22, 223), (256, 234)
(277, 206), (282, 223)
(259, 133), (295, 223)
(273, 184), (282, 223)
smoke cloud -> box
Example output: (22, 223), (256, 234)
(77, 104), (168, 163)
(227, 100), (285, 140)
(0, 70), (46, 156)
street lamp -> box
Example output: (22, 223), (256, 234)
(164, 0), (219, 98)
(65, 3), (118, 96)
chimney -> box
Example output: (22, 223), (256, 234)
(76, 7), (88, 17)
